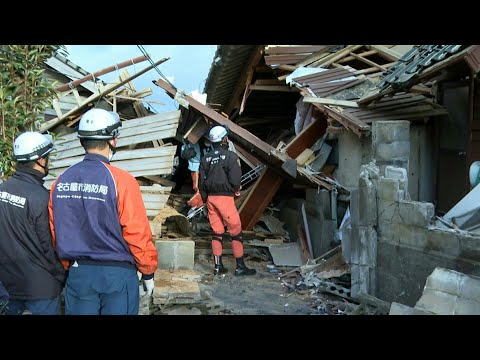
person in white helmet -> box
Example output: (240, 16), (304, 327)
(0, 131), (66, 315)
(48, 108), (158, 315)
(199, 125), (256, 276)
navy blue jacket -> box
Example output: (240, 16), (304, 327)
(49, 153), (158, 276)
(0, 166), (66, 300)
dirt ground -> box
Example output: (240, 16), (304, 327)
(194, 255), (316, 315)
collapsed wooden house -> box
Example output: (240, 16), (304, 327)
(154, 45), (480, 307)
(42, 53), (180, 218)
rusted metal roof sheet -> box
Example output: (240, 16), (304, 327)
(203, 45), (258, 111)
(292, 67), (365, 97)
(264, 45), (333, 67)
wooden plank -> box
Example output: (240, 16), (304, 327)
(297, 223), (311, 264)
(284, 116), (328, 158)
(238, 114), (330, 230)
(249, 84), (298, 92)
(155, 79), (274, 156)
(253, 79), (285, 85)
(295, 149), (314, 165)
(54, 116), (180, 147)
(140, 185), (172, 193)
(51, 157), (173, 176)
(314, 78), (365, 97)
(40, 58), (169, 132)
(183, 117), (210, 145)
(319, 105), (368, 136)
(279, 245), (341, 278)
(143, 193), (170, 204)
(301, 203), (314, 258)
(52, 99), (63, 118)
(349, 53), (387, 71)
(72, 88), (83, 106)
(51, 146), (176, 169)
(265, 46), (328, 55)
(45, 161), (174, 187)
(369, 45), (403, 62)
(354, 62), (396, 75)
(239, 167), (283, 231)
(54, 111), (181, 145)
(143, 176), (176, 187)
(55, 55), (149, 92)
(265, 54), (309, 65)
(303, 96), (359, 108)
(338, 49), (378, 63)
(113, 95), (165, 105)
(276, 65), (297, 71)
(313, 45), (364, 68)
(294, 46), (338, 67)
(327, 126), (345, 134)
(235, 143), (263, 169)
(53, 126), (178, 160)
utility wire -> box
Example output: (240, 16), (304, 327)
(136, 45), (176, 89)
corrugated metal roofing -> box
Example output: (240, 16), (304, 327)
(264, 45), (334, 67)
(203, 45), (258, 111)
(292, 67), (365, 97)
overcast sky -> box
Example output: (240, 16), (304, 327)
(65, 45), (217, 113)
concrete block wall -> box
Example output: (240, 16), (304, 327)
(375, 171), (480, 306)
(344, 120), (480, 306)
(343, 162), (379, 297)
(372, 121), (410, 177)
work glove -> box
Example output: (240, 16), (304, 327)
(142, 278), (155, 297)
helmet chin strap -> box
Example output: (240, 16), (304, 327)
(107, 138), (117, 160)
(36, 159), (49, 177)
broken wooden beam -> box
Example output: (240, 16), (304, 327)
(284, 115), (328, 158)
(303, 96), (359, 108)
(154, 78), (276, 163)
(239, 167), (283, 231)
(54, 55), (149, 92)
(41, 58), (169, 132)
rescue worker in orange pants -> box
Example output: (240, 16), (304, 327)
(199, 125), (256, 276)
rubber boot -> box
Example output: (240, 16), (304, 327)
(235, 256), (256, 276)
(213, 255), (228, 275)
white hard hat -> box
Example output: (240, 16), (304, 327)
(209, 125), (228, 143)
(78, 108), (122, 140)
(13, 132), (54, 162)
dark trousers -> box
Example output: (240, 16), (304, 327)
(65, 263), (139, 315)
(5, 296), (60, 315)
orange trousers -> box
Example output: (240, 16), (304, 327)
(207, 195), (243, 258)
